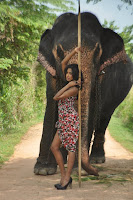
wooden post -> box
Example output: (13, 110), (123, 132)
(78, 0), (82, 188)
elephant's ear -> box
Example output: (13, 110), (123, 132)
(37, 29), (56, 77)
(99, 28), (127, 75)
(100, 28), (125, 62)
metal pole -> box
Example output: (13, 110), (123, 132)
(78, 0), (82, 188)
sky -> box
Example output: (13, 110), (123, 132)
(57, 0), (133, 32)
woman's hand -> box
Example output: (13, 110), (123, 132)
(75, 47), (82, 53)
(67, 80), (78, 87)
(67, 80), (81, 88)
(76, 79), (81, 87)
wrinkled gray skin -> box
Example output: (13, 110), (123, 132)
(34, 12), (133, 175)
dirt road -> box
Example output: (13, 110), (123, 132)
(0, 123), (133, 200)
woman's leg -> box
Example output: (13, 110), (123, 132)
(62, 151), (75, 186)
(51, 132), (66, 182)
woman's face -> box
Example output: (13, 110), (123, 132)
(66, 68), (73, 82)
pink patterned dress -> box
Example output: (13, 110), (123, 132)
(55, 96), (79, 152)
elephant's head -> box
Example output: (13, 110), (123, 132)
(37, 12), (127, 174)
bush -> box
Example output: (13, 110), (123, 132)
(114, 87), (133, 130)
(0, 63), (46, 135)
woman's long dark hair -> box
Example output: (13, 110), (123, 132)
(64, 64), (83, 100)
(64, 64), (79, 81)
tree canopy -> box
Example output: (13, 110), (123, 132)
(0, 0), (75, 72)
(0, 0), (75, 26)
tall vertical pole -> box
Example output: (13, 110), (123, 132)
(78, 0), (82, 188)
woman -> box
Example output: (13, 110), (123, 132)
(51, 47), (97, 190)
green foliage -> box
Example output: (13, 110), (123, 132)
(0, 4), (43, 63)
(0, 0), (74, 135)
(0, 74), (45, 132)
(73, 173), (132, 185)
(108, 114), (133, 153)
(109, 88), (133, 151)
(114, 87), (133, 130)
(0, 0), (75, 25)
(120, 25), (133, 60)
(0, 58), (13, 70)
(102, 20), (119, 31)
(86, 0), (102, 4)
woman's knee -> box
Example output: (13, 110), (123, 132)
(50, 144), (59, 152)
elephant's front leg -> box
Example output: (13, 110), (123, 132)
(34, 73), (67, 175)
(90, 115), (111, 164)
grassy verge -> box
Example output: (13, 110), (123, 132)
(108, 115), (133, 153)
(0, 114), (43, 167)
(73, 173), (133, 186)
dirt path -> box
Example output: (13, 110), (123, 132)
(0, 123), (133, 200)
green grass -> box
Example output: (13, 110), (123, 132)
(108, 115), (133, 153)
(0, 114), (43, 167)
(72, 173), (133, 186)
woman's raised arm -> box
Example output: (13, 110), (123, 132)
(61, 47), (81, 74)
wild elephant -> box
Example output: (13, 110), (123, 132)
(34, 12), (133, 175)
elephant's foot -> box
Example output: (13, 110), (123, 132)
(34, 161), (57, 176)
(90, 155), (105, 164)
(82, 162), (99, 176)
(90, 146), (105, 164)
(90, 133), (105, 164)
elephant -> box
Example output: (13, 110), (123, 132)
(34, 12), (133, 175)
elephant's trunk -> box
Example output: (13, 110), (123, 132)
(80, 44), (101, 175)
(80, 49), (93, 173)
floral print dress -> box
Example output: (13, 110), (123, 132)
(55, 96), (79, 152)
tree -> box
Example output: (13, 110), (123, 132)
(120, 25), (133, 60)
(0, 0), (75, 131)
(0, 0), (75, 81)
(0, 0), (75, 25)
